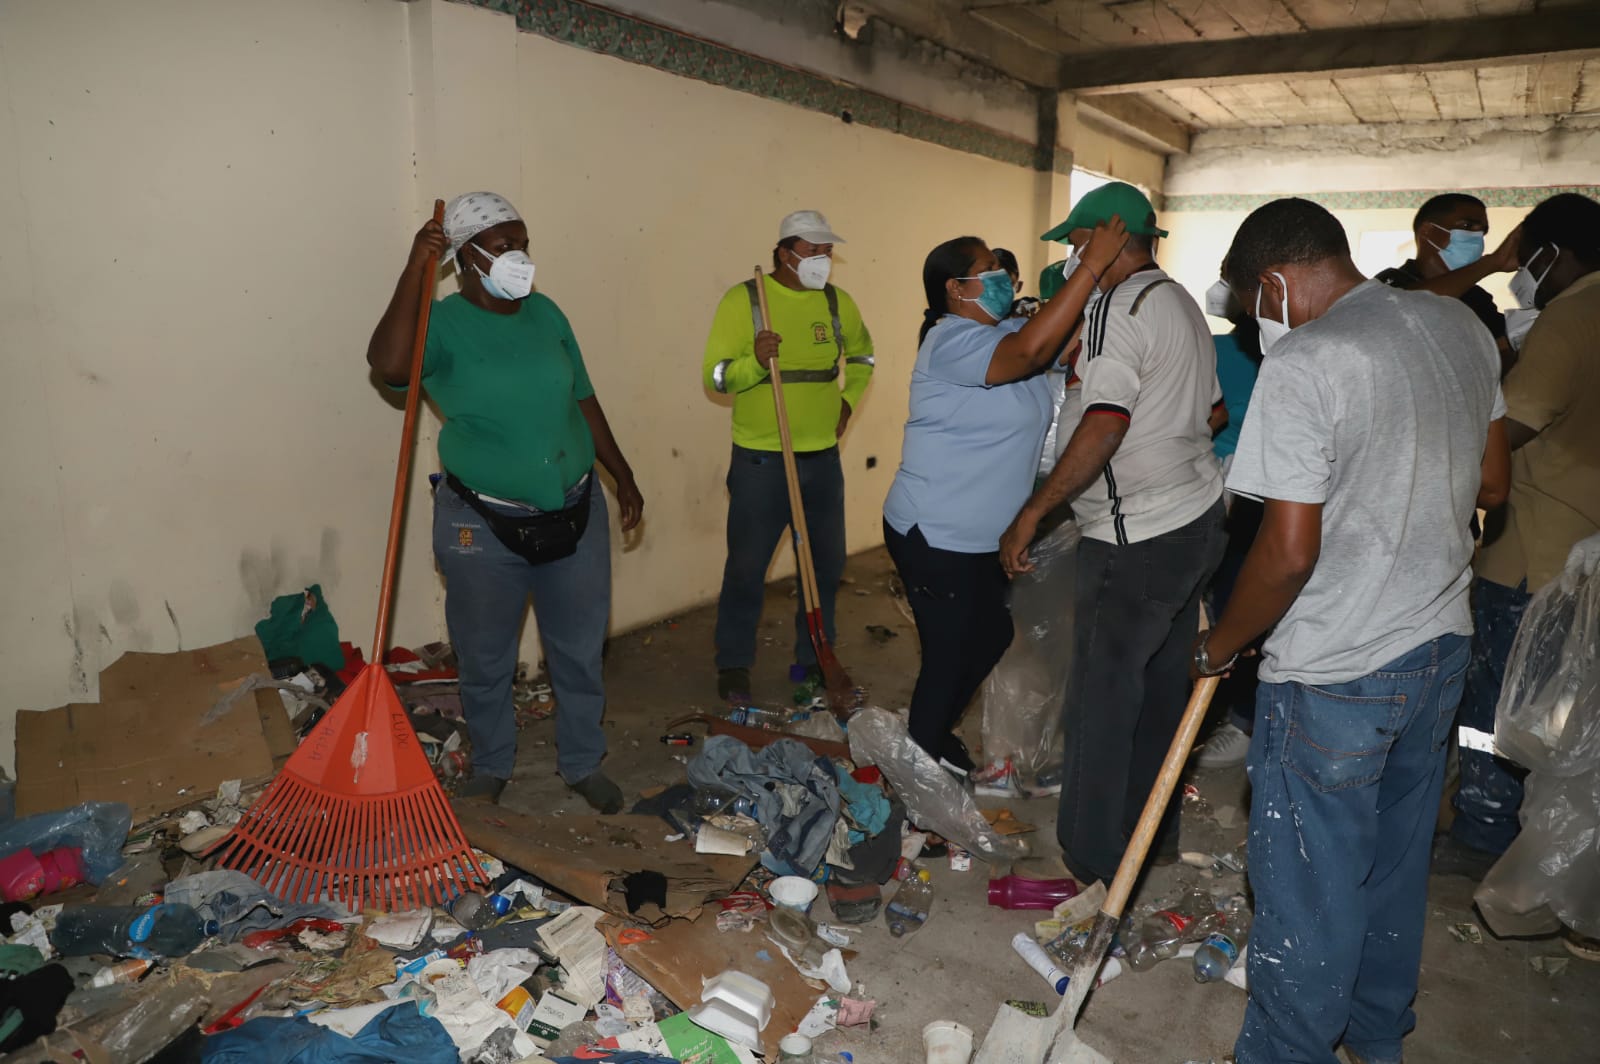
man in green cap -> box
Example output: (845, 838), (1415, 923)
(1000, 181), (1228, 886)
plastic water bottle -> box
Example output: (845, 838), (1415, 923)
(52, 903), (218, 959)
(1125, 887), (1218, 972)
(884, 869), (933, 937)
(1194, 895), (1252, 983)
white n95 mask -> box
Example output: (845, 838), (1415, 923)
(1255, 273), (1291, 354)
(790, 252), (832, 290)
(1204, 279), (1233, 318)
(1508, 244), (1556, 310)
(471, 245), (535, 301)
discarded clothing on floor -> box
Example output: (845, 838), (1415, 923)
(163, 870), (345, 944)
(201, 1001), (456, 1063)
(255, 585), (345, 672)
(832, 764), (890, 843)
(0, 950), (70, 1055)
(687, 737), (840, 876)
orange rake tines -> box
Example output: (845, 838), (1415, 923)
(214, 664), (489, 910)
(215, 199), (488, 910)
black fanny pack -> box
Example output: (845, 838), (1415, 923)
(445, 472), (592, 565)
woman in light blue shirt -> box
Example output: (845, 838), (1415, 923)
(883, 221), (1128, 771)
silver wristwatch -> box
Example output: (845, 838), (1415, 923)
(1194, 638), (1238, 677)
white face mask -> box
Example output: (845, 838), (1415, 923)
(1505, 306), (1539, 351)
(1255, 272), (1292, 355)
(1509, 244), (1556, 309)
(1063, 250), (1101, 308)
(470, 244), (535, 301)
(1204, 279), (1233, 318)
(786, 249), (832, 290)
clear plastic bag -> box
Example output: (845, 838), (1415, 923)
(980, 521), (1080, 780)
(0, 800), (133, 884)
(1475, 535), (1600, 938)
(847, 708), (1026, 861)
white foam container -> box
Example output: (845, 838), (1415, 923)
(687, 969), (775, 1050)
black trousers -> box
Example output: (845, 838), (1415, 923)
(1057, 499), (1227, 885)
(883, 520), (1014, 760)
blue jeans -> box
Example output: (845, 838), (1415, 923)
(1058, 499), (1226, 884)
(1236, 634), (1469, 1064)
(714, 445), (845, 671)
(1449, 577), (1531, 855)
(433, 476), (610, 782)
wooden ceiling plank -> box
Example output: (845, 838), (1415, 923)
(1330, 73), (1402, 123)
(1424, 67), (1485, 121)
(1279, 76), (1365, 124)
(1159, 83), (1247, 125)
(1527, 57), (1583, 116)
(969, 5), (1086, 53)
(1575, 58), (1600, 115)
(1055, 11), (1600, 94)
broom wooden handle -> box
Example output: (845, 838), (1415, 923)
(752, 267), (825, 615)
(372, 198), (446, 658)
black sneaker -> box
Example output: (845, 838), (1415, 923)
(716, 668), (752, 704)
(456, 775), (508, 803)
(570, 770), (624, 815)
(938, 736), (977, 778)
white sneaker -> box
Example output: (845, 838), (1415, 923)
(1196, 722), (1251, 769)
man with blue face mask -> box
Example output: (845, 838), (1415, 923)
(1376, 193), (1520, 372)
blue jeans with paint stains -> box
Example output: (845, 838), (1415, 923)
(1235, 634), (1469, 1064)
(433, 476), (611, 783)
(1449, 577), (1531, 855)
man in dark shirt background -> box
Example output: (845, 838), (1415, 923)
(1377, 192), (1520, 374)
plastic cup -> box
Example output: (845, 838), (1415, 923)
(768, 876), (819, 915)
(923, 1019), (974, 1064)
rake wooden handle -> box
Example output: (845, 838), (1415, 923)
(371, 198), (446, 658)
(752, 267), (825, 617)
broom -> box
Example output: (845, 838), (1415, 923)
(752, 267), (859, 719)
(214, 200), (490, 911)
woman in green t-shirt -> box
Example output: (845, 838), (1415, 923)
(367, 191), (643, 811)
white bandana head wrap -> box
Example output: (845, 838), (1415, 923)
(443, 192), (522, 265)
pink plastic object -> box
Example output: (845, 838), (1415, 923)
(986, 875), (1080, 911)
(0, 849), (46, 902)
(38, 848), (86, 894)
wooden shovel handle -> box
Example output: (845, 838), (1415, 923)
(1103, 671), (1219, 920)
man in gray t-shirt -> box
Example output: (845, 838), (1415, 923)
(1199, 199), (1508, 1064)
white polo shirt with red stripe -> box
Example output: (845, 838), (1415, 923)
(1071, 266), (1223, 545)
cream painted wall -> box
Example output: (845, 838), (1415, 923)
(501, 22), (1052, 648)
(1, 0), (1094, 767)
(0, 0), (424, 773)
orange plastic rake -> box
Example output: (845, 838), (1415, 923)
(214, 200), (489, 910)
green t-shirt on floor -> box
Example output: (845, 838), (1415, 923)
(702, 274), (873, 453)
(418, 292), (596, 510)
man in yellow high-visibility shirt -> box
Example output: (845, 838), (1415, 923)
(703, 211), (874, 703)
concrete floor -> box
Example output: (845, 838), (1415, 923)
(496, 548), (1600, 1063)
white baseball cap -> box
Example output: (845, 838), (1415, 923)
(778, 210), (846, 245)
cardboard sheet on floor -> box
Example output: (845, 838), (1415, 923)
(612, 914), (821, 1058)
(454, 807), (756, 922)
(15, 637), (287, 819)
